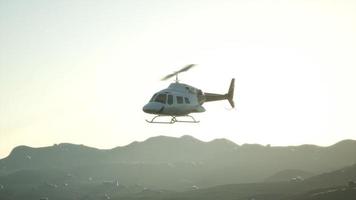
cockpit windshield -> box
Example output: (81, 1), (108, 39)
(154, 93), (167, 104)
(149, 94), (157, 102)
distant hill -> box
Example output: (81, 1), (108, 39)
(1, 136), (356, 190)
(265, 169), (315, 182)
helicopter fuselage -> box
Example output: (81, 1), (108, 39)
(143, 63), (234, 123)
(143, 83), (206, 116)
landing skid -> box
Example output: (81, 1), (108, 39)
(145, 115), (199, 124)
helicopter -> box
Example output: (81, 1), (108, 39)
(143, 64), (235, 124)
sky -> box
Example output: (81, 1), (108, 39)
(1, 0), (356, 158)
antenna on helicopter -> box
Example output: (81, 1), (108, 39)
(161, 64), (196, 83)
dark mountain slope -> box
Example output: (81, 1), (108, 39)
(138, 163), (356, 200)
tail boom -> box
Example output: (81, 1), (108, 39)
(203, 78), (235, 108)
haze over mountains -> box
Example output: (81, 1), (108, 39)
(1, 135), (356, 200)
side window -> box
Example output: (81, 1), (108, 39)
(184, 97), (190, 104)
(167, 95), (173, 105)
(176, 96), (183, 104)
(154, 94), (167, 104)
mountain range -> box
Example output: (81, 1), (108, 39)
(0, 135), (356, 200)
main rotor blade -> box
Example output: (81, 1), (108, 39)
(177, 64), (196, 73)
(161, 64), (196, 81)
(161, 73), (176, 81)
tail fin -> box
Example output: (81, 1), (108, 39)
(227, 78), (235, 108)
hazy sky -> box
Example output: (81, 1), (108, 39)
(1, 0), (356, 158)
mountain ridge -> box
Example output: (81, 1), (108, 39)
(3, 135), (356, 160)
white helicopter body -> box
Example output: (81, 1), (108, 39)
(144, 82), (206, 116)
(143, 64), (235, 123)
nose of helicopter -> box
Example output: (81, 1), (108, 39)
(143, 102), (163, 114)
